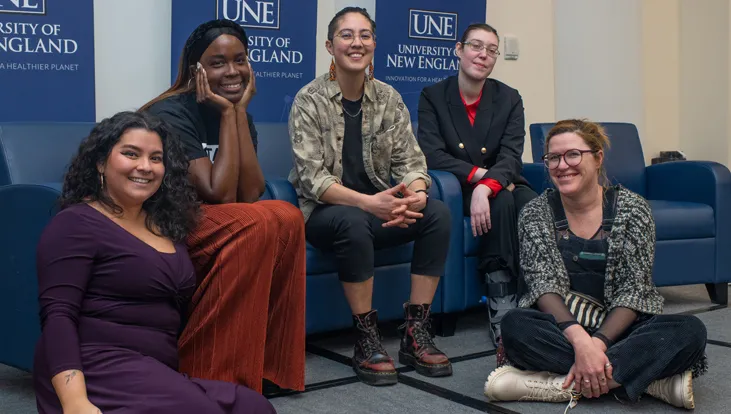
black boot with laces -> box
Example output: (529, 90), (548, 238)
(398, 303), (453, 377)
(352, 310), (397, 386)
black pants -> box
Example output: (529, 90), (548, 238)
(501, 308), (708, 401)
(464, 184), (537, 286)
(306, 199), (451, 283)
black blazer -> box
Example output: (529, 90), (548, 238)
(417, 76), (528, 189)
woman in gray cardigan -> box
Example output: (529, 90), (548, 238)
(484, 119), (707, 410)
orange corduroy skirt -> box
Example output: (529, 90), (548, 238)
(177, 200), (307, 393)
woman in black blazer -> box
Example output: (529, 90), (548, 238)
(417, 23), (537, 346)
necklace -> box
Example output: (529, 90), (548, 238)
(342, 105), (362, 118)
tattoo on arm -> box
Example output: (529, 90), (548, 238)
(65, 370), (77, 385)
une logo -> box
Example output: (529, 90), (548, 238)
(217, 0), (280, 30)
(409, 9), (457, 41)
(0, 0), (46, 15)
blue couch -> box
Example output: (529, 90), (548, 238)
(0, 122), (96, 371)
(0, 121), (469, 371)
(528, 122), (731, 304)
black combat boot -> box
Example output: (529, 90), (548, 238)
(352, 310), (398, 386)
(398, 303), (452, 377)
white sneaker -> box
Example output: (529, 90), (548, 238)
(646, 370), (695, 409)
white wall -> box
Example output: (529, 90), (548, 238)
(487, 0), (555, 161)
(93, 0), (172, 121)
(641, 0), (681, 163)
(553, 0), (644, 141)
(679, 0), (729, 164)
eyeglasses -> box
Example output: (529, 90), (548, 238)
(335, 30), (375, 45)
(542, 149), (598, 169)
(462, 41), (500, 58)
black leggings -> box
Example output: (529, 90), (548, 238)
(501, 308), (708, 401)
(305, 199), (451, 283)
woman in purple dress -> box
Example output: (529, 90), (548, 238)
(32, 111), (276, 414)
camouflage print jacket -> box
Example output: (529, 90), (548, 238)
(287, 73), (431, 222)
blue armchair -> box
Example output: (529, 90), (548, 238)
(255, 123), (468, 335)
(0, 122), (95, 371)
(528, 122), (731, 304)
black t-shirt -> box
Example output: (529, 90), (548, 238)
(341, 96), (379, 195)
(145, 92), (258, 162)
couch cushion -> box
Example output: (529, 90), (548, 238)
(649, 200), (714, 240)
(0, 123), (95, 185)
(464, 217), (479, 256)
(306, 241), (415, 275)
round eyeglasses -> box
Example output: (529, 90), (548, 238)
(542, 149), (598, 169)
(335, 30), (375, 45)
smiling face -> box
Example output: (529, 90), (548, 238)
(326, 12), (375, 76)
(199, 34), (250, 103)
(545, 132), (603, 197)
(457, 28), (499, 81)
(99, 128), (165, 209)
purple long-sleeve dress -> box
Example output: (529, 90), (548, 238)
(32, 204), (276, 414)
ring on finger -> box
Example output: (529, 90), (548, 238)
(583, 379), (591, 383)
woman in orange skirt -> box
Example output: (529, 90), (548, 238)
(141, 19), (306, 395)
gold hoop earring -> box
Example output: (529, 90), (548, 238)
(329, 58), (336, 80)
(368, 62), (374, 80)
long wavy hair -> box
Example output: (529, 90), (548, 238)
(139, 19), (249, 112)
(60, 111), (200, 242)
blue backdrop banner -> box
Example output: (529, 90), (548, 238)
(0, 0), (95, 122)
(171, 0), (317, 122)
(374, 0), (486, 120)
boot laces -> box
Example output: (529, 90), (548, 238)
(521, 379), (576, 403)
(356, 320), (387, 357)
(399, 318), (435, 349)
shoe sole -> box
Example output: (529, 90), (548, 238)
(352, 361), (398, 386)
(681, 370), (695, 410)
(398, 351), (453, 377)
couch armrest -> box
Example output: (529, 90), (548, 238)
(428, 170), (466, 313)
(647, 161), (731, 283)
(0, 183), (62, 371)
(646, 161), (731, 207)
(523, 162), (550, 193)
(264, 178), (298, 206)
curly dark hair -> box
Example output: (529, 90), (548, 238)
(60, 111), (200, 242)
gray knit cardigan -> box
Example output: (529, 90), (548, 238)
(518, 185), (665, 315)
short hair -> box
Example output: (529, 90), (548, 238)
(459, 23), (499, 44)
(327, 7), (376, 41)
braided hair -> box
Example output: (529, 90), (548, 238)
(139, 19), (249, 112)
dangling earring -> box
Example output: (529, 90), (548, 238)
(368, 62), (374, 80)
(99, 173), (105, 190)
(329, 58), (336, 80)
